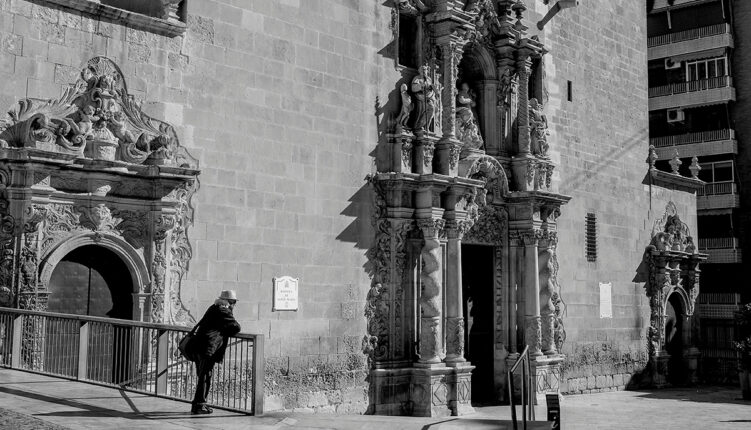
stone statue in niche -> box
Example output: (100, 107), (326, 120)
(455, 82), (484, 151)
(529, 98), (550, 157)
(411, 66), (433, 132)
(396, 83), (413, 133)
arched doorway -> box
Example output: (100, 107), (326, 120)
(665, 294), (685, 385)
(47, 245), (133, 318)
(45, 245), (134, 383)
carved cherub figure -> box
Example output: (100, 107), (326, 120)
(77, 105), (96, 139)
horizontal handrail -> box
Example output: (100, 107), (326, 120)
(650, 129), (732, 148)
(697, 292), (740, 304)
(648, 76), (731, 97)
(0, 307), (259, 340)
(648, 23), (730, 47)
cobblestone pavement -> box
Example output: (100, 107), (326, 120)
(0, 369), (749, 429)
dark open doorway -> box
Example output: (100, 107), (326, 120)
(46, 245), (134, 383)
(461, 244), (496, 405)
(665, 294), (685, 385)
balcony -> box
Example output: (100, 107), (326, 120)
(648, 76), (735, 110)
(698, 237), (742, 264)
(651, 129), (737, 159)
(697, 181), (740, 210)
(648, 23), (733, 61)
(697, 292), (741, 320)
(650, 0), (722, 12)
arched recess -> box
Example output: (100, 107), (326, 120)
(458, 44), (500, 153)
(39, 232), (150, 299)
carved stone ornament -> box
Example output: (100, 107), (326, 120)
(0, 57), (197, 169)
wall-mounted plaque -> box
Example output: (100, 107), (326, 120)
(599, 282), (612, 319)
(273, 276), (299, 311)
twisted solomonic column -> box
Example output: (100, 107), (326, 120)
(418, 218), (445, 364)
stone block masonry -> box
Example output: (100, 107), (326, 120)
(0, 0), (397, 412)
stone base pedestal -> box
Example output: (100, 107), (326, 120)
(651, 353), (670, 388)
(531, 354), (564, 404)
(683, 347), (700, 385)
(369, 362), (476, 417)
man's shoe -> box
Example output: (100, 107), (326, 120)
(191, 406), (212, 415)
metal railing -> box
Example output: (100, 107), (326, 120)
(698, 237), (738, 249)
(698, 181), (737, 196)
(648, 23), (731, 47)
(0, 307), (264, 415)
(648, 76), (732, 98)
(698, 293), (741, 305)
(650, 129), (732, 148)
(508, 345), (535, 430)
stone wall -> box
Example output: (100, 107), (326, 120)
(524, 0), (699, 392)
(0, 0), (400, 412)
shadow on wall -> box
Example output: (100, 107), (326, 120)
(561, 127), (649, 195)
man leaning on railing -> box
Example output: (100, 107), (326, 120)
(188, 290), (241, 415)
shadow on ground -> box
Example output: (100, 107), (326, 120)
(631, 385), (751, 406)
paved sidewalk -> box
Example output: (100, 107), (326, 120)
(0, 369), (749, 429)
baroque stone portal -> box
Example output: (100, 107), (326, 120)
(368, 0), (571, 416)
(0, 56), (199, 330)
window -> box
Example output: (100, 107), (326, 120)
(686, 57), (727, 82)
(397, 14), (419, 69)
(585, 213), (597, 262)
(699, 160), (734, 183)
(567, 80), (573, 102)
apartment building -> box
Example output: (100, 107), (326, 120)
(647, 0), (743, 382)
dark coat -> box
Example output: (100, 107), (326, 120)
(193, 304), (241, 362)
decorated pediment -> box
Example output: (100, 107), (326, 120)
(0, 57), (197, 170)
(648, 202), (696, 254)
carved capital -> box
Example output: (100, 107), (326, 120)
(417, 218), (445, 238)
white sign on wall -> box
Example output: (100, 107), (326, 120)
(273, 276), (299, 311)
(599, 282), (613, 319)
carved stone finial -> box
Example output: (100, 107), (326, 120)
(648, 145), (658, 171)
(689, 156), (701, 179)
(669, 148), (682, 175)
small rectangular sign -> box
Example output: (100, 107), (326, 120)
(273, 276), (299, 311)
(599, 282), (612, 318)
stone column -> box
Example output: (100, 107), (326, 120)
(149, 213), (175, 323)
(523, 232), (542, 357)
(516, 56), (532, 155)
(444, 219), (466, 363)
(435, 38), (464, 176)
(539, 239), (557, 356)
(417, 217), (445, 364)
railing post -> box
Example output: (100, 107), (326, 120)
(11, 315), (22, 369)
(78, 321), (89, 380)
(253, 334), (265, 415)
(156, 329), (169, 395)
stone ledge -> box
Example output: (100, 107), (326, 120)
(37, 0), (187, 37)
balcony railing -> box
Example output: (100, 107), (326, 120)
(648, 23), (731, 47)
(698, 181), (737, 196)
(699, 237), (738, 249)
(650, 129), (732, 148)
(649, 76), (732, 98)
(0, 307), (264, 415)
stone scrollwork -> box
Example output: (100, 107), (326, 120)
(0, 57), (198, 169)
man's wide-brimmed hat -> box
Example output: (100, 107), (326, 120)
(219, 290), (238, 301)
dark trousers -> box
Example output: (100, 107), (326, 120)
(192, 358), (214, 407)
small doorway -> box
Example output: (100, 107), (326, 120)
(665, 294), (685, 385)
(461, 244), (496, 405)
(46, 245), (134, 383)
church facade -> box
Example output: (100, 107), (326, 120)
(0, 0), (705, 415)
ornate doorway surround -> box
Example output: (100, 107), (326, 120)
(366, 1), (571, 416)
(645, 202), (706, 386)
(0, 56), (199, 327)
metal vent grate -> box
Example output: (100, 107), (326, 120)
(585, 212), (597, 262)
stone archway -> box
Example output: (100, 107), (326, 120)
(40, 232), (150, 321)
